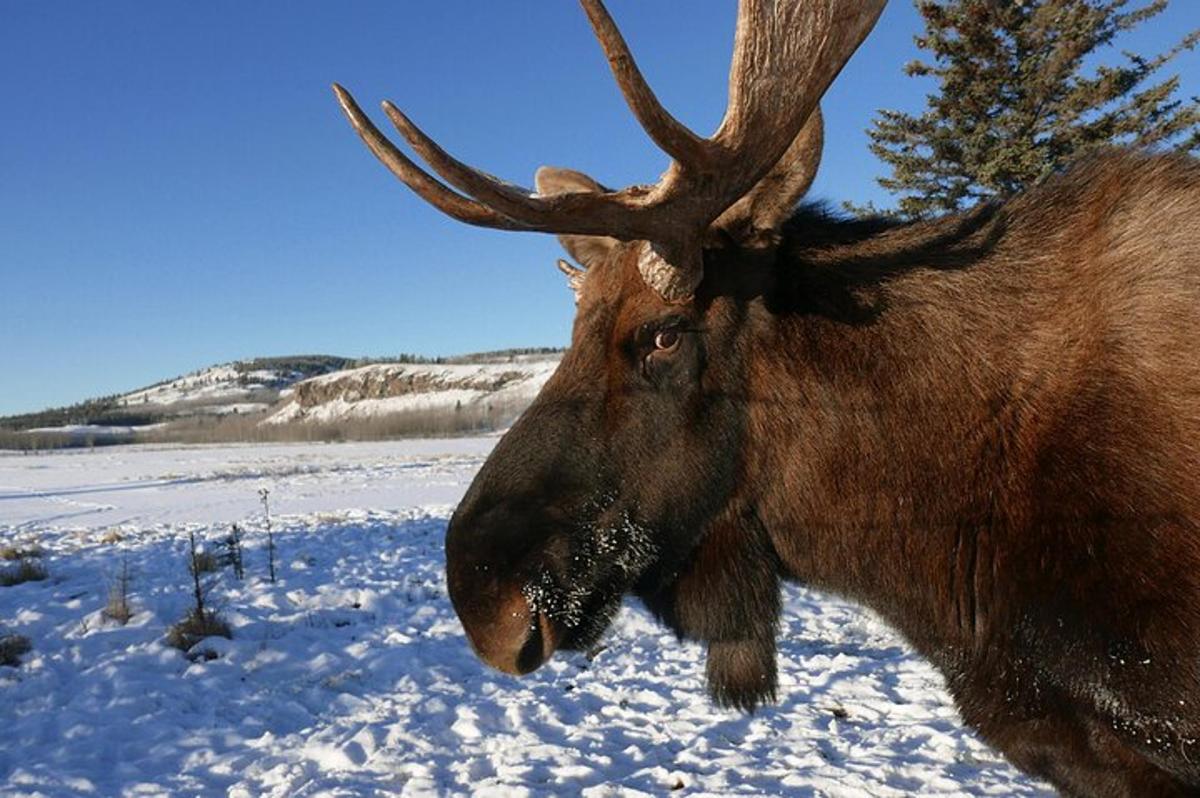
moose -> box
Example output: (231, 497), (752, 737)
(334, 1), (1200, 794)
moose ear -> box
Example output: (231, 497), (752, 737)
(713, 107), (824, 244)
(535, 166), (622, 268)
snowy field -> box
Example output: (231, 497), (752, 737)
(0, 440), (1050, 797)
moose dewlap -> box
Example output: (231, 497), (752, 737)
(333, 1), (1200, 795)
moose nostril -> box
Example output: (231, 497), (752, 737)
(516, 614), (546, 675)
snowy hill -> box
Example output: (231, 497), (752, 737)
(119, 356), (352, 419)
(121, 365), (297, 413)
(0, 356), (351, 445)
(1, 352), (563, 447)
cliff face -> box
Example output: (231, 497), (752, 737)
(264, 357), (561, 426)
(289, 366), (529, 409)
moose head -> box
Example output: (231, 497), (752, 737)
(334, 0), (885, 711)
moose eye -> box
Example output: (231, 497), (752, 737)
(653, 329), (681, 352)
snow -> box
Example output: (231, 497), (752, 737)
(0, 441), (1051, 796)
(24, 424), (155, 437)
(119, 365), (294, 408)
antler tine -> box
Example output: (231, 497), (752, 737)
(333, 84), (535, 231)
(339, 85), (670, 241)
(578, 0), (710, 169)
(383, 97), (686, 240)
(712, 1), (886, 192)
(377, 102), (656, 240)
(556, 258), (586, 295)
(381, 101), (552, 225)
(713, 107), (825, 239)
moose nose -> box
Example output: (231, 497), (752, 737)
(444, 493), (565, 675)
(458, 586), (557, 675)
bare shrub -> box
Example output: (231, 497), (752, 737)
(191, 549), (220, 574)
(166, 609), (231, 652)
(103, 556), (134, 625)
(260, 489), (276, 583)
(221, 524), (245, 581)
(0, 545), (42, 561)
(0, 559), (47, 587)
(186, 530), (214, 607)
(168, 530), (231, 653)
(0, 634), (32, 667)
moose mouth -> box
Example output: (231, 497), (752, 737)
(453, 575), (624, 676)
(446, 501), (661, 677)
(455, 549), (641, 677)
(519, 567), (627, 659)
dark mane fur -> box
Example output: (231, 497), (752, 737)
(666, 149), (1200, 794)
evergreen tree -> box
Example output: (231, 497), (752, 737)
(861, 0), (1199, 218)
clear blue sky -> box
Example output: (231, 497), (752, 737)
(2, 2), (1197, 416)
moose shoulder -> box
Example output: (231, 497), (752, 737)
(334, 1), (1200, 795)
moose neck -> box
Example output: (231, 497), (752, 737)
(742, 206), (1033, 660)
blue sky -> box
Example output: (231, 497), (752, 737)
(2, 1), (1197, 416)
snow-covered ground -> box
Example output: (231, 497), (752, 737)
(0, 441), (1050, 796)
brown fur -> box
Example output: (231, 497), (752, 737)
(445, 150), (1200, 797)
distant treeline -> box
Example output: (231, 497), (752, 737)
(0, 355), (352, 432)
(136, 398), (531, 445)
(235, 355), (355, 378)
(0, 397), (532, 451)
(0, 396), (167, 433)
(352, 347), (565, 367)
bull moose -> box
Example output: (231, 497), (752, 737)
(333, 1), (1200, 794)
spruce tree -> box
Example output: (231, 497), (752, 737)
(862, 0), (1199, 219)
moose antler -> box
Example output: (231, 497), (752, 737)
(334, 0), (885, 301)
